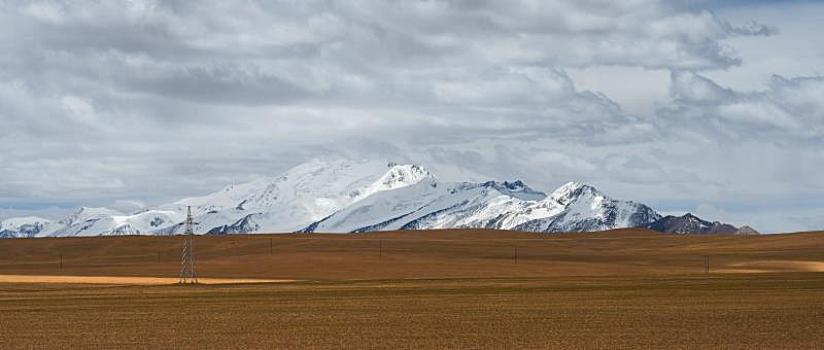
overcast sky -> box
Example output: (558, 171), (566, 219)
(1, 0), (822, 233)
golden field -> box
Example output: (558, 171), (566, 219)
(0, 229), (822, 349)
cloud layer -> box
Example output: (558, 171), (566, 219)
(0, 0), (820, 232)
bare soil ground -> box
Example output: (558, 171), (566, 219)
(0, 229), (822, 349)
(1, 229), (823, 280)
(1, 275), (822, 349)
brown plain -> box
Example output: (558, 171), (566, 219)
(1, 229), (823, 349)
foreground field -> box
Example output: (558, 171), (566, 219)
(1, 229), (822, 349)
(1, 274), (823, 349)
(1, 229), (823, 280)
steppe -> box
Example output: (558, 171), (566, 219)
(1, 229), (822, 349)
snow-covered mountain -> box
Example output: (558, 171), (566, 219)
(303, 180), (660, 233)
(172, 161), (431, 217)
(161, 159), (434, 235)
(0, 216), (59, 238)
(0, 158), (745, 238)
(506, 182), (662, 233)
(0, 207), (183, 238)
(0, 159), (434, 237)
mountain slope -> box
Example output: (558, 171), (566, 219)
(508, 182), (662, 233)
(167, 160), (435, 234)
(10, 159), (433, 237)
(304, 179), (544, 233)
(305, 181), (661, 234)
(0, 216), (59, 238)
(646, 213), (758, 235)
(48, 207), (182, 237)
(0, 159), (750, 237)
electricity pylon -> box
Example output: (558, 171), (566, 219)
(179, 206), (198, 284)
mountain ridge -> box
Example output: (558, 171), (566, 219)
(0, 159), (752, 238)
(647, 213), (759, 235)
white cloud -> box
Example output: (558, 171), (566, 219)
(707, 1), (824, 91)
(111, 199), (146, 213)
(20, 2), (64, 23)
(60, 95), (96, 124)
(717, 100), (798, 129)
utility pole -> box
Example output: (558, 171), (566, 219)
(179, 206), (198, 284)
(704, 255), (710, 274)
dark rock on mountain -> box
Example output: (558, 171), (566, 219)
(646, 213), (748, 234)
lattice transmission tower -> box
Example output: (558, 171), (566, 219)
(179, 206), (198, 284)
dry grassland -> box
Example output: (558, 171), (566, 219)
(0, 229), (822, 349)
(1, 275), (822, 349)
(1, 229), (822, 280)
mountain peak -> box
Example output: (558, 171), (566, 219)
(735, 225), (760, 235)
(479, 180), (546, 201)
(680, 213), (703, 221)
(549, 181), (601, 203)
(380, 164), (434, 187)
(556, 181), (596, 192)
(647, 213), (739, 234)
(348, 163), (435, 204)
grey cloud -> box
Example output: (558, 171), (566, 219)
(670, 70), (736, 105)
(2, 0), (769, 107)
(0, 1), (820, 233)
(661, 71), (824, 141)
